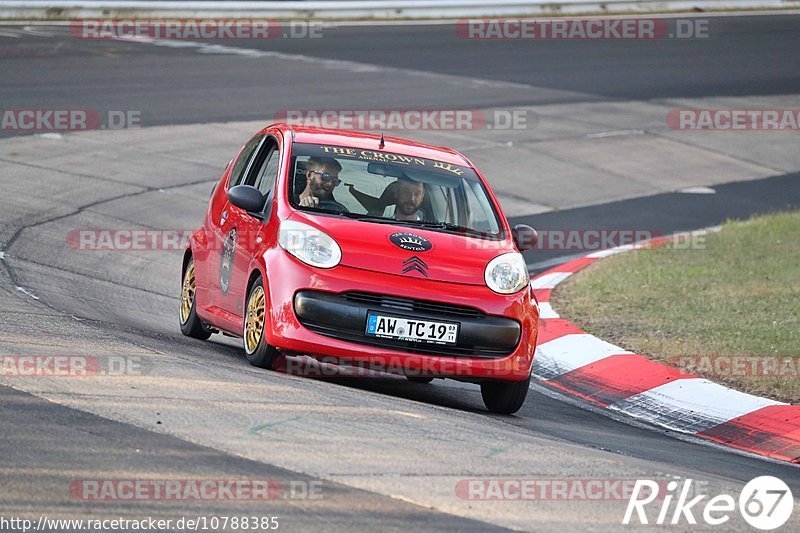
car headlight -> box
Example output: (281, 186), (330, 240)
(278, 220), (341, 269)
(485, 252), (529, 294)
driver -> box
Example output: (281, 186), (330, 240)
(298, 157), (348, 212)
(393, 174), (425, 221)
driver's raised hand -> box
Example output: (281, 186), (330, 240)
(298, 176), (319, 207)
(299, 195), (319, 207)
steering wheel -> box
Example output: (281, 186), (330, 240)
(317, 199), (348, 213)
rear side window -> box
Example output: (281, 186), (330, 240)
(228, 134), (264, 188)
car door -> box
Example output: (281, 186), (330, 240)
(216, 135), (282, 319)
(207, 133), (265, 319)
(192, 169), (228, 313)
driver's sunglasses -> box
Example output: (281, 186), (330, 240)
(308, 170), (341, 186)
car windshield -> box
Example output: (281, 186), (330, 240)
(288, 142), (502, 237)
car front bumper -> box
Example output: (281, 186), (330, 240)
(262, 249), (539, 381)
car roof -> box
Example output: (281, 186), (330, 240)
(273, 124), (472, 167)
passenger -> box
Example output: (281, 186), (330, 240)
(393, 175), (425, 221)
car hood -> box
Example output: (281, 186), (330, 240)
(289, 212), (514, 285)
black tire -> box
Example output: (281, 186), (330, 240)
(180, 257), (212, 340)
(480, 376), (531, 414)
(243, 277), (280, 369)
(407, 376), (434, 384)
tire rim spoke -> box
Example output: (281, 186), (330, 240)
(179, 263), (196, 325)
(245, 286), (266, 354)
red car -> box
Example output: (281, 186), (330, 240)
(180, 124), (539, 413)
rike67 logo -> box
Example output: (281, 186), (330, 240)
(624, 476), (793, 530)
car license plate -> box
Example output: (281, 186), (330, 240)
(365, 313), (458, 345)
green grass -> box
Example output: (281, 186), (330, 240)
(553, 210), (800, 403)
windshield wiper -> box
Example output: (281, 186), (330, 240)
(322, 211), (493, 236)
(396, 220), (448, 229)
(401, 220), (488, 236)
(335, 212), (402, 224)
(330, 212), (435, 227)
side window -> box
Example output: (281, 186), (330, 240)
(228, 134), (264, 188)
(463, 179), (494, 231)
(250, 139), (281, 195)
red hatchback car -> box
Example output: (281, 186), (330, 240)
(180, 124), (540, 413)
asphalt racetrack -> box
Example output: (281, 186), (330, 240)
(1, 13), (799, 531)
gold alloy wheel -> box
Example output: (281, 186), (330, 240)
(245, 286), (266, 354)
(179, 262), (196, 325)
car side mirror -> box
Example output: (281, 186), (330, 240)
(228, 185), (266, 216)
(512, 224), (538, 251)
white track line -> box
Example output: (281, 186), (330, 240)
(530, 271), (572, 289)
(538, 301), (559, 319)
(534, 333), (632, 380)
(610, 378), (785, 434)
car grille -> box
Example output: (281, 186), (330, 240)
(294, 290), (520, 359)
(299, 324), (512, 358)
(342, 291), (484, 318)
